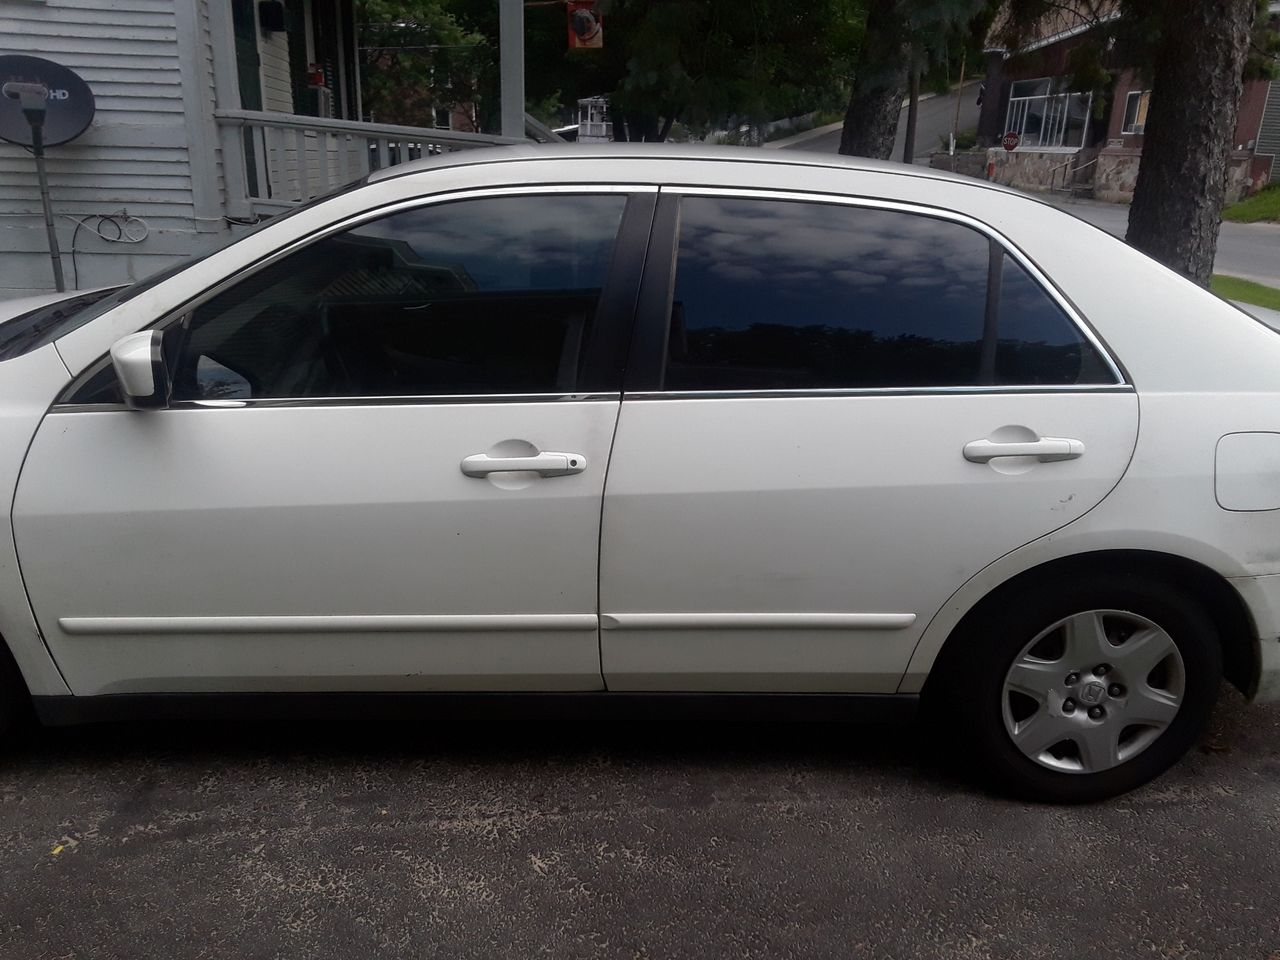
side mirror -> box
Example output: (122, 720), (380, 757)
(109, 330), (170, 409)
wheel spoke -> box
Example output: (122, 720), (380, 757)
(1062, 610), (1111, 663)
(1001, 607), (1187, 776)
(1005, 658), (1061, 700)
(1012, 709), (1073, 757)
(1121, 685), (1181, 729)
(1073, 722), (1122, 772)
(1111, 626), (1177, 681)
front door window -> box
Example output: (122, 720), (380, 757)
(171, 193), (629, 401)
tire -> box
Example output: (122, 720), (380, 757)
(0, 641), (30, 746)
(936, 574), (1222, 803)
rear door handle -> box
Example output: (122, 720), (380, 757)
(460, 451), (586, 478)
(963, 437), (1084, 463)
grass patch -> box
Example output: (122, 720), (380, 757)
(1222, 184), (1280, 223)
(1212, 274), (1280, 311)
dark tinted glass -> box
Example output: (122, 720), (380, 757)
(663, 196), (1111, 390)
(665, 197), (991, 390)
(994, 256), (1111, 385)
(0, 286), (123, 361)
(172, 194), (626, 400)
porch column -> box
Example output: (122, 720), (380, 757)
(499, 0), (524, 138)
(208, 0), (253, 218)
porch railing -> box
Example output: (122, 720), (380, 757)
(1004, 92), (1093, 150)
(214, 110), (527, 217)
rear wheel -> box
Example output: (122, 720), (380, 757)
(940, 576), (1222, 802)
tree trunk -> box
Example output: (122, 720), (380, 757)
(611, 113), (664, 143)
(1125, 0), (1256, 285)
(612, 118), (628, 142)
(839, 0), (908, 160)
(903, 52), (921, 164)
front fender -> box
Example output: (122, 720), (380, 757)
(0, 343), (73, 696)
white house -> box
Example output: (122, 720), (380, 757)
(0, 0), (526, 297)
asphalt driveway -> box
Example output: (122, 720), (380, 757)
(2, 691), (1278, 959)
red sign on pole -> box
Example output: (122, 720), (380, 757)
(568, 0), (603, 49)
(1002, 130), (1020, 152)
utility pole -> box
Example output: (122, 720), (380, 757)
(950, 49), (967, 171)
(499, 0), (524, 138)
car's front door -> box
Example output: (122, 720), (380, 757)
(14, 188), (653, 695)
(599, 190), (1139, 692)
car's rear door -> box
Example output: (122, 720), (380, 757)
(598, 188), (1138, 692)
(14, 187), (654, 695)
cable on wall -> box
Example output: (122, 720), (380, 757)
(62, 211), (151, 289)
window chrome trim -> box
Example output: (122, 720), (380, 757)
(623, 385), (1134, 401)
(51, 392), (621, 414)
(57, 184), (654, 408)
(659, 185), (1128, 388)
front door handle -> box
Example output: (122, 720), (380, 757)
(460, 451), (587, 478)
(963, 437), (1084, 463)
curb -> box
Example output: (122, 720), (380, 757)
(763, 121), (844, 149)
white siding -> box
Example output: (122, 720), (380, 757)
(259, 29), (294, 114)
(0, 0), (230, 296)
(196, 0), (225, 208)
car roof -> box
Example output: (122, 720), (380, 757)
(367, 141), (1024, 200)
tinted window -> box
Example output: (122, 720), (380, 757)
(171, 194), (627, 400)
(0, 286), (123, 361)
(994, 256), (1111, 385)
(663, 196), (1111, 390)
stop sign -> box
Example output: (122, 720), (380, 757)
(1002, 130), (1020, 152)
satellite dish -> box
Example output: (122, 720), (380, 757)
(0, 55), (95, 147)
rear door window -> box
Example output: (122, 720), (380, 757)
(661, 194), (1114, 391)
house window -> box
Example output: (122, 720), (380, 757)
(1004, 76), (1092, 149)
(434, 107), (452, 130)
(1122, 90), (1151, 134)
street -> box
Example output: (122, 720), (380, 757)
(781, 88), (1280, 287)
(1036, 196), (1280, 288)
(779, 82), (982, 162)
(2, 691), (1279, 958)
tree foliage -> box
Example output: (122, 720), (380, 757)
(596, 0), (862, 140)
(447, 0), (862, 140)
(356, 0), (485, 127)
(838, 0), (989, 159)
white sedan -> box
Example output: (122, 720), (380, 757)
(1, 145), (1277, 802)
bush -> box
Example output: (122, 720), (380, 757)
(937, 128), (978, 151)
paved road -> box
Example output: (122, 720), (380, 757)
(783, 83), (982, 162)
(781, 89), (1280, 286)
(2, 692), (1279, 958)
(1042, 197), (1280, 287)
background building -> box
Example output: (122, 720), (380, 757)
(0, 0), (520, 297)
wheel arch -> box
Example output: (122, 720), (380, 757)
(0, 626), (36, 728)
(915, 549), (1258, 701)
